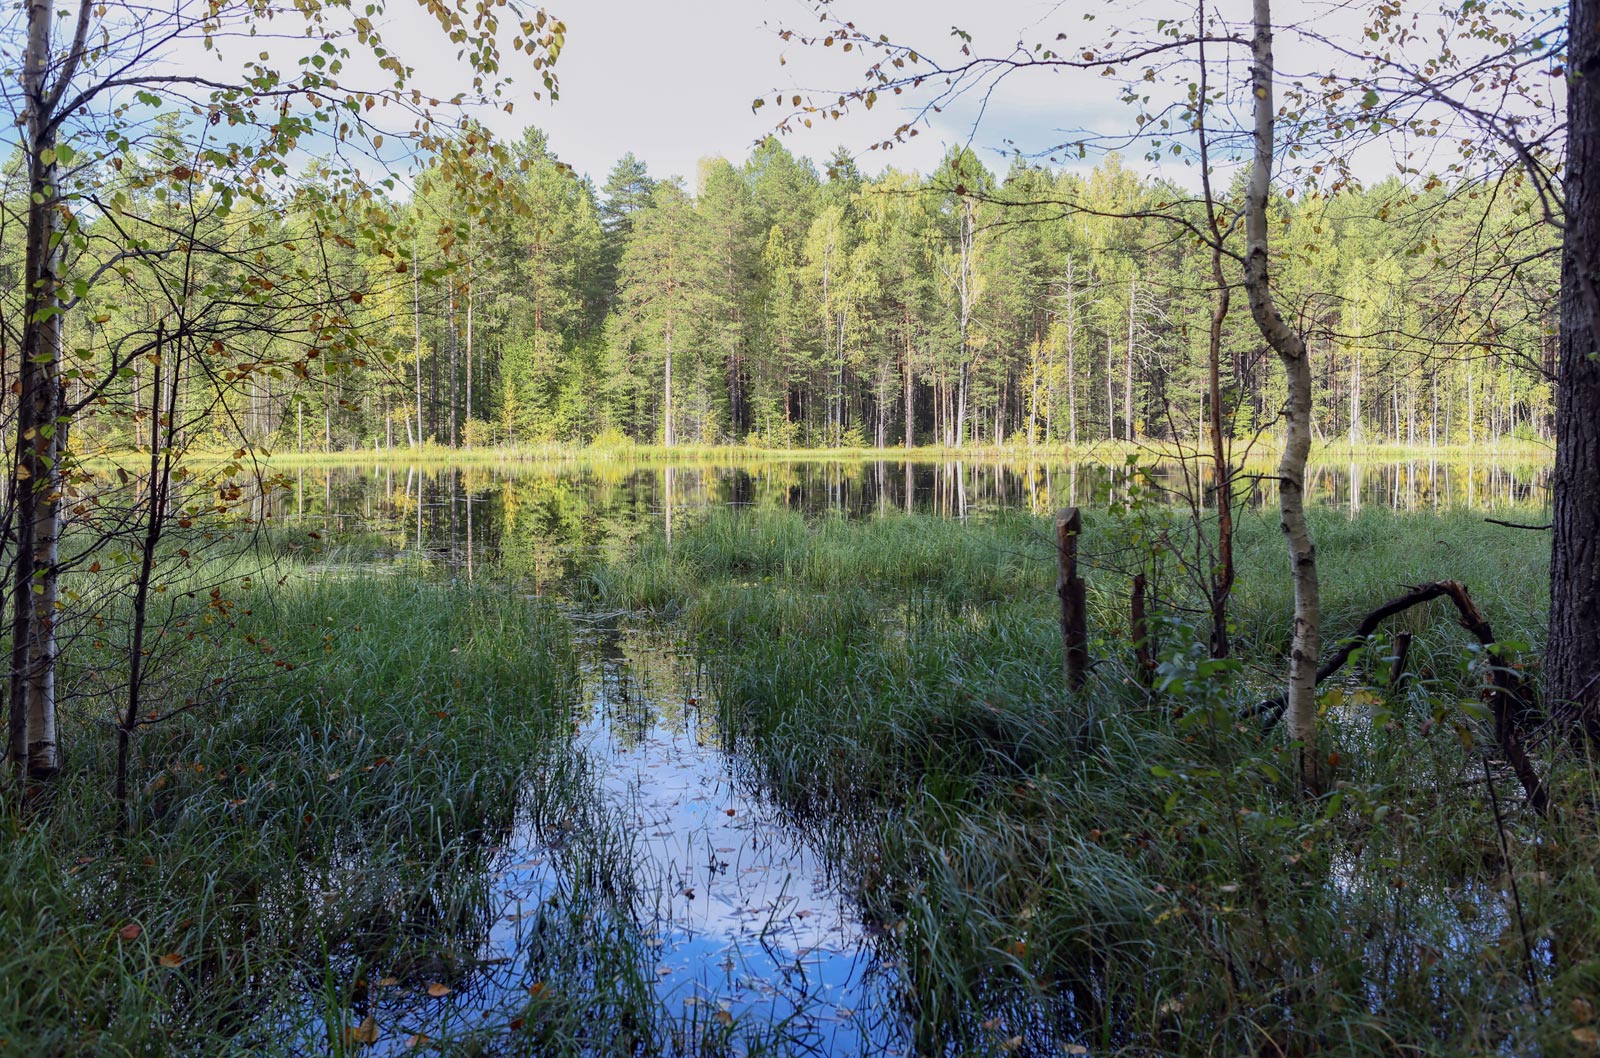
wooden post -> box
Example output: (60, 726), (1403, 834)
(1131, 572), (1153, 686)
(1388, 632), (1413, 692)
(1056, 508), (1088, 691)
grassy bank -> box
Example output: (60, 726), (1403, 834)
(585, 506), (1594, 1055)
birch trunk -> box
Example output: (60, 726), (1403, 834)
(1244, 0), (1322, 789)
(7, 0), (83, 784)
(1125, 278), (1137, 441)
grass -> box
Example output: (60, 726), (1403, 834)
(0, 576), (603, 1055)
(6, 487), (1589, 1055)
(584, 504), (1596, 1055)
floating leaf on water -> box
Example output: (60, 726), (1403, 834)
(528, 982), (547, 998)
(158, 953), (183, 968)
(1000, 1036), (1023, 1052)
(405, 1034), (429, 1050)
(377, 976), (399, 987)
(712, 1010), (733, 1026)
(657, 966), (674, 976)
(1064, 1047), (1089, 1055)
(426, 982), (452, 998)
(118, 923), (142, 941)
(349, 1015), (378, 1045)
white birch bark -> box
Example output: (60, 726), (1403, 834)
(1243, 0), (1323, 788)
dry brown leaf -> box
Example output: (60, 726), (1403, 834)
(157, 953), (183, 968)
(349, 1015), (378, 1045)
(118, 923), (142, 941)
(425, 982), (452, 998)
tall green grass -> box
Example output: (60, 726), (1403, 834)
(586, 506), (1595, 1056)
(0, 577), (585, 1054)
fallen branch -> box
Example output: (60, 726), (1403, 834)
(1485, 518), (1552, 531)
(1251, 580), (1553, 817)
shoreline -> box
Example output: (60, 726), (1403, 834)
(71, 438), (1558, 469)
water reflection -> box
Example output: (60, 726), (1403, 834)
(570, 619), (894, 1052)
(255, 458), (1549, 582)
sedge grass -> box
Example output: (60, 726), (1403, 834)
(584, 504), (1594, 1056)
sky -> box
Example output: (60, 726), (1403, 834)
(416, 0), (1162, 187)
(427, 0), (1563, 192)
(5, 0), (1562, 200)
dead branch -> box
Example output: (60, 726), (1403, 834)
(1252, 580), (1553, 817)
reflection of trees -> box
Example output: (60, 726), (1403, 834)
(259, 459), (1556, 575)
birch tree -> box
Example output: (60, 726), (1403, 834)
(1242, 0), (1322, 787)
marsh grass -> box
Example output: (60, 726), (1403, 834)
(0, 575), (601, 1054)
(586, 505), (1597, 1056)
(8, 493), (1591, 1056)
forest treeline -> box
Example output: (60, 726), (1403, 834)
(12, 127), (1558, 453)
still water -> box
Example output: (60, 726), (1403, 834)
(266, 457), (1548, 586)
(272, 455), (1546, 1054)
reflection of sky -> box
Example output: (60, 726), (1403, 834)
(282, 617), (899, 1055)
(572, 622), (898, 1050)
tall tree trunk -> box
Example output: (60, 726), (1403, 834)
(1066, 257), (1077, 447)
(1126, 277), (1137, 441)
(1196, 37), (1236, 660)
(1106, 333), (1115, 441)
(904, 323), (914, 450)
(413, 236), (424, 447)
(1349, 349), (1361, 444)
(7, 0), (81, 784)
(664, 314), (675, 447)
(1549, 0), (1600, 743)
(956, 361), (968, 446)
(1245, 0), (1322, 789)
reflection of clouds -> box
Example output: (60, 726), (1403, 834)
(574, 621), (896, 1048)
